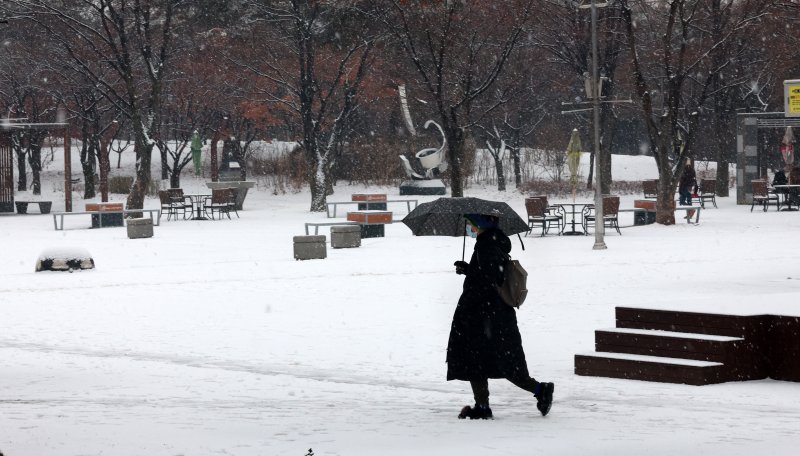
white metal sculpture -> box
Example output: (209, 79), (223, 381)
(397, 85), (448, 195)
(414, 120), (448, 178)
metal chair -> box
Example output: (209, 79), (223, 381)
(166, 188), (192, 219)
(750, 179), (779, 212)
(226, 188), (240, 218)
(158, 190), (185, 221)
(642, 180), (658, 199)
(205, 188), (234, 220)
(525, 196), (563, 236)
(583, 195), (621, 235)
(698, 179), (717, 208)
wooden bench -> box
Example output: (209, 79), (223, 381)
(15, 201), (53, 214)
(52, 209), (161, 230)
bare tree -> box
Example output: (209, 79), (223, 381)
(377, 0), (534, 197)
(620, 0), (769, 224)
(237, 0), (376, 212)
(533, 0), (627, 194)
(473, 43), (550, 191)
(0, 30), (57, 195)
(6, 0), (183, 209)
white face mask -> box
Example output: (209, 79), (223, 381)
(466, 224), (478, 238)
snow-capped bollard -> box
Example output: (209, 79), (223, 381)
(35, 246), (95, 272)
(293, 235), (327, 260)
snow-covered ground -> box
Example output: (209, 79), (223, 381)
(1, 151), (799, 455)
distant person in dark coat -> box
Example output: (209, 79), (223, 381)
(448, 214), (553, 420)
(773, 169), (788, 198)
(773, 169), (788, 186)
(679, 159), (697, 207)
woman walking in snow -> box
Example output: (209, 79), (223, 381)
(448, 214), (554, 419)
(678, 159), (697, 208)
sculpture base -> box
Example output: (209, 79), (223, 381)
(400, 179), (446, 196)
(206, 181), (255, 210)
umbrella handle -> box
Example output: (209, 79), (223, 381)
(462, 219), (467, 262)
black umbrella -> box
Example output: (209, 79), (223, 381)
(402, 197), (528, 259)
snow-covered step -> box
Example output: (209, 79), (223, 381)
(574, 352), (727, 386)
(576, 351), (723, 367)
(594, 327), (745, 364)
(615, 307), (749, 338)
(598, 327), (743, 342)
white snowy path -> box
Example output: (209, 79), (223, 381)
(2, 159), (800, 454)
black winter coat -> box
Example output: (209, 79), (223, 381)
(679, 166), (697, 193)
(446, 227), (530, 381)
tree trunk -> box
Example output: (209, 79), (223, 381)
(494, 155), (506, 191)
(586, 151), (594, 190)
(27, 134), (44, 195)
(716, 156), (730, 197)
(655, 175), (677, 225)
(99, 140), (111, 202)
(309, 155), (328, 212)
(160, 147), (169, 181)
(510, 130), (522, 188)
(16, 148), (27, 192)
(446, 128), (466, 197)
(712, 114), (733, 198)
(126, 125), (154, 210)
(210, 131), (220, 182)
(654, 142), (677, 224)
(80, 142), (97, 200)
(599, 103), (616, 195)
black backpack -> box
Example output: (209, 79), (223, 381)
(497, 257), (528, 308)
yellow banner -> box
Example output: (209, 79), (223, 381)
(785, 80), (800, 117)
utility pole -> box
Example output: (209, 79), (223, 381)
(580, 0), (608, 250)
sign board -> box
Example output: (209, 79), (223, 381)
(785, 79), (800, 117)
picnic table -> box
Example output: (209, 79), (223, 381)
(326, 193), (418, 218)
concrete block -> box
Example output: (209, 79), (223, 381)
(294, 235), (327, 260)
(127, 217), (154, 239)
(331, 225), (361, 249)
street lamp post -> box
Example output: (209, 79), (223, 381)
(580, 0), (608, 250)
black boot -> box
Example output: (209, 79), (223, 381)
(535, 382), (554, 417)
(458, 403), (493, 420)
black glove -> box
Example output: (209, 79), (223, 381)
(454, 260), (469, 275)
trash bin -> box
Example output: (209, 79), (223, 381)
(633, 209), (656, 226)
(353, 193), (387, 211)
(86, 203), (124, 228)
